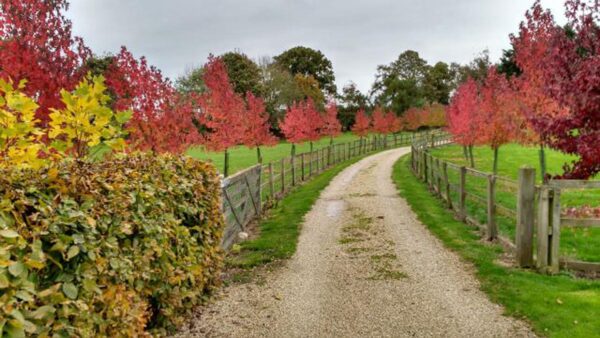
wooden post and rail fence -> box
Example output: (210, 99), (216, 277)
(220, 130), (443, 249)
(411, 134), (600, 275)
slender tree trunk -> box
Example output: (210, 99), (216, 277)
(492, 146), (499, 175)
(224, 148), (230, 178)
(291, 143), (296, 157)
(539, 143), (547, 183)
(469, 145), (475, 168)
(463, 145), (469, 162)
(256, 146), (262, 164)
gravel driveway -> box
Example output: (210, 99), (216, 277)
(176, 148), (535, 337)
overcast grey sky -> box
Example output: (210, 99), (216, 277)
(66, 0), (566, 93)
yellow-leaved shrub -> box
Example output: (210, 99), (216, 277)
(0, 79), (45, 169)
(48, 75), (132, 159)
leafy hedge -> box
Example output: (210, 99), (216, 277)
(0, 153), (224, 337)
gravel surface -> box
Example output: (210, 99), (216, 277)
(176, 148), (535, 337)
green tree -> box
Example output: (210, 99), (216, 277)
(371, 50), (429, 114)
(220, 51), (263, 96)
(423, 62), (453, 104)
(497, 48), (522, 79)
(175, 51), (262, 97)
(450, 49), (492, 87)
(274, 46), (336, 95)
(176, 67), (205, 95)
(258, 57), (305, 134)
(337, 82), (369, 131)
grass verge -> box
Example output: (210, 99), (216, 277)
(393, 155), (600, 338)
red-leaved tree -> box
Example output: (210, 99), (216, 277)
(511, 1), (569, 180)
(372, 106), (388, 134)
(477, 67), (523, 174)
(447, 78), (481, 167)
(243, 92), (277, 163)
(514, 0), (600, 178)
(104, 47), (203, 154)
(384, 110), (402, 144)
(322, 100), (342, 144)
(351, 108), (371, 152)
(280, 98), (324, 156)
(0, 0), (91, 123)
(198, 55), (247, 176)
(403, 107), (424, 131)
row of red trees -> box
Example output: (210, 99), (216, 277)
(448, 0), (600, 179)
(0, 0), (447, 176)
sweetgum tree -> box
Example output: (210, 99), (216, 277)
(477, 67), (523, 174)
(0, 0), (91, 124)
(514, 0), (600, 178)
(104, 47), (203, 155)
(280, 98), (324, 156)
(351, 109), (371, 152)
(198, 55), (247, 177)
(447, 78), (480, 167)
(242, 92), (277, 163)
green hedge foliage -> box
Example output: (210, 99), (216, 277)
(0, 153), (224, 337)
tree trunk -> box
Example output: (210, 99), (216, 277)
(256, 146), (262, 164)
(224, 149), (230, 178)
(291, 143), (296, 157)
(463, 146), (469, 162)
(539, 144), (547, 183)
(468, 145), (475, 168)
(493, 146), (499, 175)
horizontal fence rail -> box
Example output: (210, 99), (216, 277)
(220, 130), (446, 249)
(411, 135), (600, 275)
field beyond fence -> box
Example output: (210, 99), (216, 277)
(411, 135), (600, 275)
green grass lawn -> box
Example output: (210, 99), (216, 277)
(188, 132), (414, 175)
(429, 144), (600, 262)
(187, 133), (361, 175)
(393, 155), (600, 338)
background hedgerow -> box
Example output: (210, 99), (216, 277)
(0, 153), (224, 336)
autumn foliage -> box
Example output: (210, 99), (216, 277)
(351, 109), (371, 137)
(403, 104), (447, 131)
(447, 0), (600, 178)
(280, 98), (324, 145)
(447, 78), (480, 149)
(322, 101), (343, 139)
(104, 47), (203, 154)
(0, 0), (90, 123)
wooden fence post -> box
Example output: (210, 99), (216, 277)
(537, 186), (550, 271)
(435, 159), (442, 196)
(549, 189), (561, 274)
(257, 165), (263, 215)
(309, 151), (313, 177)
(442, 162), (451, 206)
(268, 162), (274, 199)
(301, 153), (305, 181)
(421, 151), (427, 181)
(487, 174), (497, 241)
(516, 167), (535, 267)
(280, 159), (286, 193)
(291, 155), (296, 186)
(459, 166), (467, 219)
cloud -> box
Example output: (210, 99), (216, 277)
(66, 0), (566, 93)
